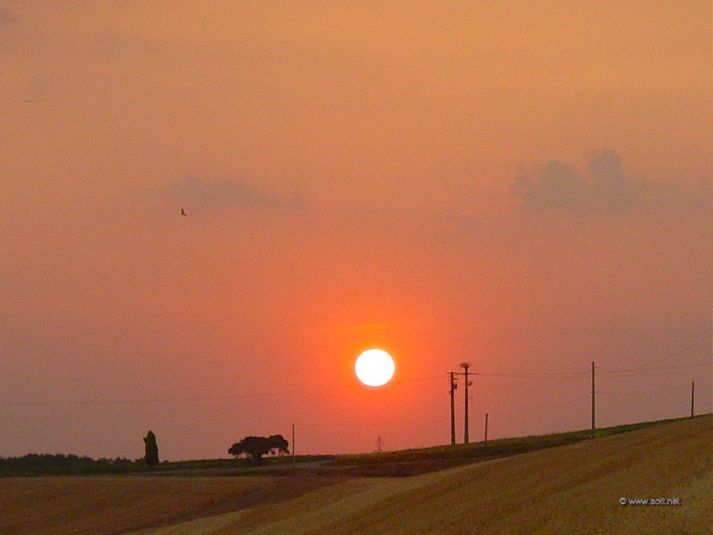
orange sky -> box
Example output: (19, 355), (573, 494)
(1, 1), (711, 459)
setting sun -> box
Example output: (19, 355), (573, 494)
(355, 349), (395, 387)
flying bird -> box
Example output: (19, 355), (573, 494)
(180, 208), (187, 216)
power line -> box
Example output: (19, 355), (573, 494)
(599, 362), (711, 374)
(477, 332), (711, 378)
(599, 389), (713, 413)
(486, 394), (593, 417)
(5, 358), (710, 408)
(599, 381), (712, 396)
(293, 418), (443, 427)
(0, 375), (445, 407)
(473, 360), (710, 379)
(643, 332), (712, 366)
(478, 370), (587, 377)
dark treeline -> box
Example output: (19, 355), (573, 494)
(0, 453), (144, 476)
(1, 431), (325, 477)
(0, 452), (336, 477)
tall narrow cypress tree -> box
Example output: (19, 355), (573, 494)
(143, 431), (159, 466)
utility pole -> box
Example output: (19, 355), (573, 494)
(292, 423), (295, 465)
(449, 372), (457, 445)
(690, 381), (695, 418)
(591, 361), (596, 439)
(461, 362), (472, 444)
(484, 412), (489, 446)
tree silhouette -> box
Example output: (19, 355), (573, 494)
(143, 431), (159, 466)
(228, 434), (289, 464)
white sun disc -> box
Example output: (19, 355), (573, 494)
(355, 349), (395, 387)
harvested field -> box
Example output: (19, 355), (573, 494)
(0, 475), (342, 535)
(141, 415), (712, 534)
(2, 416), (710, 534)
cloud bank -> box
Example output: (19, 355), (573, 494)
(0, 9), (16, 23)
(170, 176), (306, 214)
(512, 151), (711, 215)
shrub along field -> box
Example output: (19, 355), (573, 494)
(1, 415), (710, 534)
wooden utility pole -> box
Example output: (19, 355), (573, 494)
(690, 381), (695, 418)
(461, 362), (472, 444)
(484, 412), (489, 446)
(292, 423), (295, 465)
(449, 372), (457, 445)
(591, 361), (596, 438)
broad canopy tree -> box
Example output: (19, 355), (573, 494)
(228, 435), (289, 464)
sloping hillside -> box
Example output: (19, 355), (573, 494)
(143, 415), (712, 535)
(0, 475), (341, 535)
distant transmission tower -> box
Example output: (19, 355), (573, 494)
(376, 435), (384, 453)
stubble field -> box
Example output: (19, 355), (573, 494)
(2, 415), (710, 535)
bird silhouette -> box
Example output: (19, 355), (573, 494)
(180, 208), (187, 216)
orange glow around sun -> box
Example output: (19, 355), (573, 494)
(355, 349), (395, 387)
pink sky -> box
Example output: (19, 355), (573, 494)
(1, 2), (711, 460)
